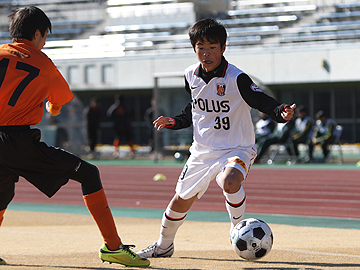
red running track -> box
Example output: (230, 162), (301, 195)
(12, 166), (360, 219)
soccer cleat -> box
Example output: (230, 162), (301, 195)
(137, 242), (174, 258)
(99, 243), (150, 267)
(0, 258), (6, 264)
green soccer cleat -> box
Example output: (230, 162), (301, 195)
(0, 258), (6, 264)
(99, 243), (150, 267)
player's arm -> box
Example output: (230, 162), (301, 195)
(322, 122), (335, 141)
(237, 73), (295, 123)
(46, 66), (74, 116)
(166, 79), (193, 129)
(153, 78), (193, 130)
(154, 102), (192, 130)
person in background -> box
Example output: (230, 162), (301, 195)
(307, 110), (337, 162)
(0, 6), (149, 267)
(107, 94), (135, 158)
(84, 97), (101, 159)
(288, 105), (314, 162)
(255, 118), (295, 163)
(144, 98), (165, 160)
(255, 112), (275, 143)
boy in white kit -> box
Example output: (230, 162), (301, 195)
(137, 18), (296, 258)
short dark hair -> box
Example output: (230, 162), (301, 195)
(297, 105), (307, 113)
(315, 110), (326, 119)
(9, 6), (52, 42)
(189, 18), (227, 49)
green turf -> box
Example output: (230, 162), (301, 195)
(7, 202), (360, 230)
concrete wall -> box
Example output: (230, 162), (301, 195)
(51, 42), (360, 91)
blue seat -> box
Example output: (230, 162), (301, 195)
(228, 4), (316, 17)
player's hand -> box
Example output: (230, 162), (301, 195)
(46, 101), (61, 116)
(153, 116), (175, 130)
(281, 103), (296, 121)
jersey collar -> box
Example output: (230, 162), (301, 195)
(14, 38), (36, 48)
(194, 56), (228, 82)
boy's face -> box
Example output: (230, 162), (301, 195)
(194, 38), (225, 72)
(32, 29), (48, 50)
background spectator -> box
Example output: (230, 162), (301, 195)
(84, 97), (101, 159)
(288, 105), (314, 161)
(107, 94), (135, 158)
(307, 110), (337, 163)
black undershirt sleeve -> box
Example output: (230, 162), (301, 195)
(237, 73), (287, 123)
(166, 77), (193, 130)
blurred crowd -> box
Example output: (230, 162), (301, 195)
(254, 105), (340, 164)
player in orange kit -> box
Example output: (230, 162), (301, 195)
(0, 6), (149, 267)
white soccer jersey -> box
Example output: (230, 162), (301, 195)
(184, 62), (255, 151)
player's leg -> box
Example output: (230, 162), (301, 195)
(0, 208), (7, 264)
(138, 153), (213, 258)
(289, 139), (299, 157)
(159, 194), (196, 246)
(158, 155), (203, 250)
(113, 138), (120, 157)
(0, 209), (4, 226)
(307, 141), (314, 160)
(0, 175), (17, 265)
(255, 136), (278, 162)
(0, 175), (16, 227)
(87, 126), (98, 158)
(321, 137), (334, 161)
(218, 167), (246, 232)
(128, 140), (135, 158)
(137, 193), (196, 258)
(69, 160), (150, 267)
(217, 150), (255, 233)
(124, 127), (135, 158)
(112, 127), (122, 158)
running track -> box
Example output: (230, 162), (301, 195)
(12, 165), (360, 219)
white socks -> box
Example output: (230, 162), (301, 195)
(156, 187), (245, 248)
(157, 207), (187, 249)
(224, 185), (246, 232)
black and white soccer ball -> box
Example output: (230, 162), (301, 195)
(174, 152), (184, 162)
(230, 218), (273, 261)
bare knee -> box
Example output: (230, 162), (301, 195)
(222, 168), (244, 194)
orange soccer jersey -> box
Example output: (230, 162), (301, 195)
(0, 39), (73, 126)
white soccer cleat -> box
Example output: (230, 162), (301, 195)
(136, 242), (174, 258)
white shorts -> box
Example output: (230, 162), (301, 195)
(175, 146), (257, 200)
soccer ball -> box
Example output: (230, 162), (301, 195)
(174, 152), (184, 162)
(230, 218), (273, 261)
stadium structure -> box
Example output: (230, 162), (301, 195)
(0, 0), (359, 154)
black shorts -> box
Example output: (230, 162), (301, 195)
(0, 127), (82, 201)
(114, 125), (133, 142)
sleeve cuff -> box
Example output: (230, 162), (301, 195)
(283, 104), (290, 110)
(165, 118), (176, 128)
